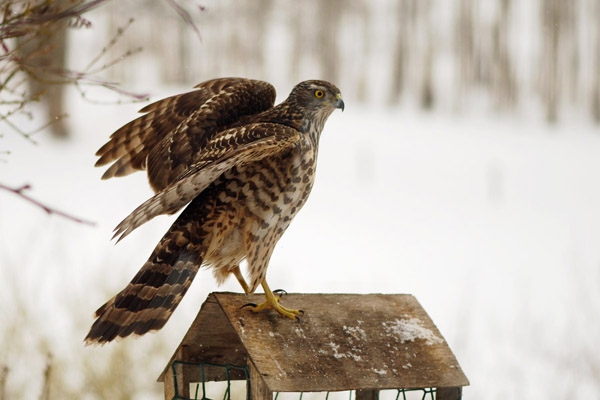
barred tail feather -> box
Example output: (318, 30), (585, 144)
(85, 232), (204, 344)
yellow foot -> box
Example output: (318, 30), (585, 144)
(242, 281), (303, 321)
(245, 296), (303, 320)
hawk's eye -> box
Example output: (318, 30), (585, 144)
(314, 89), (325, 99)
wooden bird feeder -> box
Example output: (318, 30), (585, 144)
(158, 293), (469, 399)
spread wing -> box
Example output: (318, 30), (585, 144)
(112, 123), (302, 242)
(95, 77), (276, 192)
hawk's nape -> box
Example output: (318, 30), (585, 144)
(86, 78), (344, 344)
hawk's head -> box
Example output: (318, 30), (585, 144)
(285, 80), (344, 134)
(289, 80), (344, 113)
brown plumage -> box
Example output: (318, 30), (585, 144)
(85, 78), (344, 344)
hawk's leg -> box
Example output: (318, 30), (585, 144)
(232, 265), (250, 294)
(243, 280), (303, 321)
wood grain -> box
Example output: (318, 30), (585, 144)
(158, 292), (469, 396)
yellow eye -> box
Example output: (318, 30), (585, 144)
(314, 89), (325, 99)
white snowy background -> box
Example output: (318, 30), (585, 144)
(1, 1), (600, 399)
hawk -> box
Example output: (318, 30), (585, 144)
(85, 78), (344, 344)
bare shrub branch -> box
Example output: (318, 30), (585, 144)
(0, 183), (96, 226)
(0, 0), (151, 140)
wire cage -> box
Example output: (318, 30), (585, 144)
(168, 360), (453, 400)
(170, 361), (250, 400)
(159, 293), (468, 400)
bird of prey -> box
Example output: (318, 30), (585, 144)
(85, 78), (344, 344)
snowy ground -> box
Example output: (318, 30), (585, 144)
(1, 88), (600, 399)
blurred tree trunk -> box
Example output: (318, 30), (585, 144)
(16, 1), (76, 139)
(317, 0), (342, 83)
(243, 1), (270, 78)
(593, 1), (600, 124)
(419, 0), (435, 110)
(540, 0), (559, 123)
(454, 0), (475, 110)
(491, 0), (518, 110)
(539, 0), (577, 123)
(566, 0), (579, 103)
(420, 40), (435, 110)
(353, 0), (370, 103)
(0, 365), (7, 400)
(388, 0), (414, 104)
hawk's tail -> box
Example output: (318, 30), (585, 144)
(85, 211), (209, 344)
(84, 253), (202, 345)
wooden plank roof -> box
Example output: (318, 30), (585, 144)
(158, 292), (469, 393)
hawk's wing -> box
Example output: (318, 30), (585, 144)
(95, 78), (276, 192)
(112, 122), (302, 242)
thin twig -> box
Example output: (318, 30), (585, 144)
(84, 17), (135, 72)
(0, 117), (38, 144)
(0, 183), (96, 226)
(74, 81), (149, 105)
(166, 0), (203, 43)
(0, 149), (9, 163)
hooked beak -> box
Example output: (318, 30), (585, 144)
(334, 94), (345, 112)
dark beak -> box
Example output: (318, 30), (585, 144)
(334, 95), (345, 112)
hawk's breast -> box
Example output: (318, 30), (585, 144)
(203, 138), (317, 270)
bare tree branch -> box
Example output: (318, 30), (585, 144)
(0, 183), (96, 226)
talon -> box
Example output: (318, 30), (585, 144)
(292, 309), (304, 322)
(241, 302), (257, 309)
(273, 289), (287, 297)
(244, 281), (303, 320)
